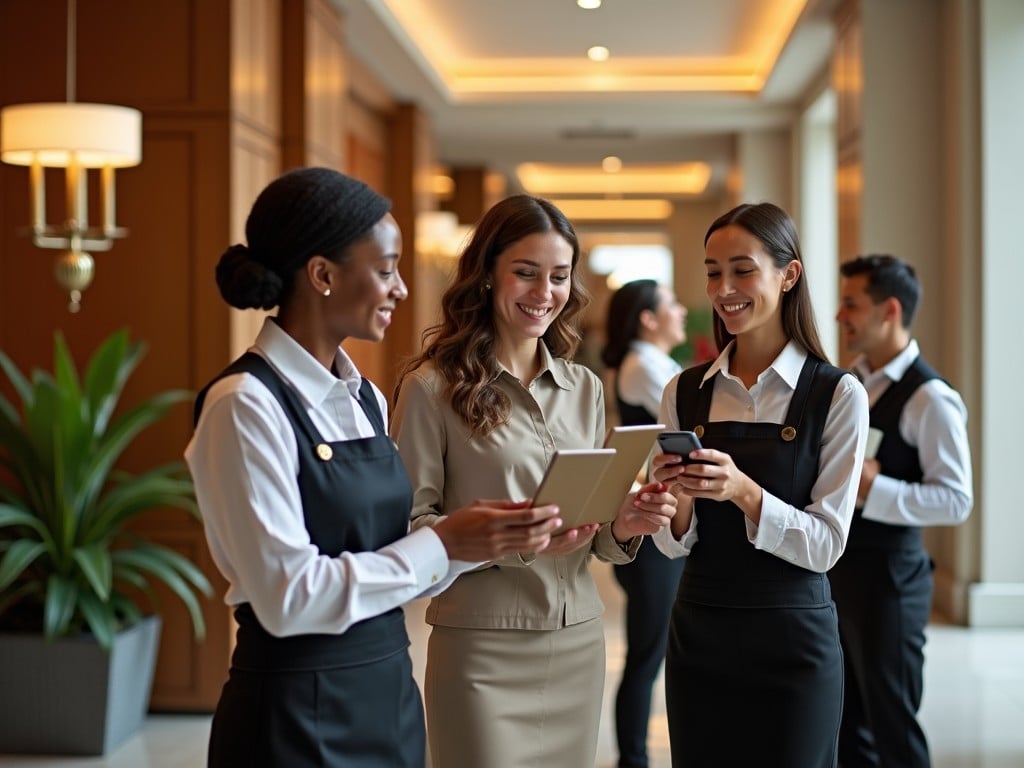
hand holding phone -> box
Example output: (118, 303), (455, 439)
(657, 430), (704, 463)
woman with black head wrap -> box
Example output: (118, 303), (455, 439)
(185, 167), (563, 768)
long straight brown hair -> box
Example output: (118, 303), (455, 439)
(395, 195), (590, 436)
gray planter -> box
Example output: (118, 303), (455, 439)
(0, 615), (161, 756)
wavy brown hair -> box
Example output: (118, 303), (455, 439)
(396, 195), (589, 436)
(704, 202), (829, 362)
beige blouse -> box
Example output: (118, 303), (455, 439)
(390, 344), (637, 630)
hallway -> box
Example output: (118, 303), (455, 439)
(1, 561), (1022, 767)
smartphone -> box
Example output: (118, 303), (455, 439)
(657, 430), (703, 462)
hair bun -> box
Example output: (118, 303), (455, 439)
(215, 243), (283, 310)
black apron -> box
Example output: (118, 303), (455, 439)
(198, 353), (424, 768)
(664, 357), (845, 768)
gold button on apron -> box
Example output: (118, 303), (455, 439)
(781, 426), (797, 441)
(316, 443), (334, 461)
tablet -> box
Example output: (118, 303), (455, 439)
(532, 449), (616, 534)
(582, 424), (666, 528)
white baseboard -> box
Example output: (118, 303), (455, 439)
(968, 582), (1024, 627)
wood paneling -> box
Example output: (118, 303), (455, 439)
(1, 0), (436, 711)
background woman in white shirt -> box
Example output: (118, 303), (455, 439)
(186, 168), (562, 768)
(651, 202), (869, 768)
(600, 279), (687, 768)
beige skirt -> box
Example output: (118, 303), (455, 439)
(424, 619), (606, 768)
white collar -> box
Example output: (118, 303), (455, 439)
(700, 339), (807, 390)
(253, 318), (363, 406)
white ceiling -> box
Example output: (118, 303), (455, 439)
(331, 0), (841, 200)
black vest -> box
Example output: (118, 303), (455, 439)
(848, 354), (942, 551)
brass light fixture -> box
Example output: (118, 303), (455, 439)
(0, 0), (141, 312)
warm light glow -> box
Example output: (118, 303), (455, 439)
(517, 162), (711, 196)
(602, 156), (622, 173)
(587, 46), (610, 62)
(577, 0), (601, 9)
(0, 103), (141, 167)
(450, 71), (762, 94)
(431, 173), (455, 199)
(549, 199), (673, 221)
(370, 0), (809, 96)
(416, 210), (472, 261)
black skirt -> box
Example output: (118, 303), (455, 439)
(208, 646), (425, 768)
(665, 590), (843, 768)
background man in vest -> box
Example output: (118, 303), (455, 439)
(831, 254), (974, 768)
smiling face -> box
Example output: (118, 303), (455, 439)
(489, 231), (573, 348)
(836, 273), (889, 356)
(330, 213), (407, 342)
(704, 223), (796, 345)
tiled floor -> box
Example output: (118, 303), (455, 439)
(2, 562), (1023, 767)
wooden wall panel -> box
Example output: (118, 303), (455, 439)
(1, 0), (436, 710)
(232, 0), (281, 135)
(79, 0), (230, 111)
(282, 0), (346, 172)
(306, 0), (346, 170)
(229, 0), (282, 357)
(229, 126), (281, 356)
(0, 0), (246, 711)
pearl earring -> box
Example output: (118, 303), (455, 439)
(323, 288), (331, 297)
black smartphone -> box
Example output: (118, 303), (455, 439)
(657, 430), (703, 462)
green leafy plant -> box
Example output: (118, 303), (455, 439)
(0, 329), (211, 650)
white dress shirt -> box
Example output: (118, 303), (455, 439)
(853, 339), (973, 526)
(617, 340), (683, 417)
(185, 318), (474, 638)
(653, 341), (869, 573)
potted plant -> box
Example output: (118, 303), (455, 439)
(0, 329), (212, 755)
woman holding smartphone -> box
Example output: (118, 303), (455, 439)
(651, 202), (869, 768)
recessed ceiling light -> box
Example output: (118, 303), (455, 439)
(587, 46), (610, 62)
(577, 0), (602, 9)
(602, 156), (622, 173)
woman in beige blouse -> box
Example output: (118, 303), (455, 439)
(391, 195), (677, 768)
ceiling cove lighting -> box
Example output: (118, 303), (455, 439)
(367, 0), (809, 96)
(550, 199), (674, 221)
(517, 162), (711, 196)
(0, 0), (142, 311)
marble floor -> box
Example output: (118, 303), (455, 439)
(2, 562), (1023, 768)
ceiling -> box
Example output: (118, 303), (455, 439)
(331, 0), (841, 208)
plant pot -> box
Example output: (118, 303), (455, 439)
(0, 615), (161, 755)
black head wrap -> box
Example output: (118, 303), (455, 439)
(216, 167), (391, 309)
